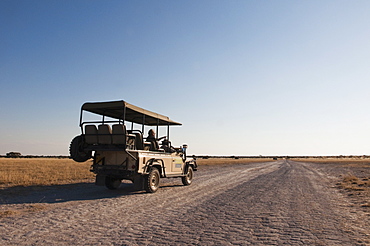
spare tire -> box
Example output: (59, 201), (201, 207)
(69, 135), (91, 162)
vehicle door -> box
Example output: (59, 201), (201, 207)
(171, 155), (183, 174)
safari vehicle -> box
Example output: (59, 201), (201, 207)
(69, 100), (197, 193)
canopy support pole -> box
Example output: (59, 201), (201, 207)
(123, 104), (126, 123)
(156, 119), (159, 139)
(167, 123), (170, 141)
(142, 115), (145, 135)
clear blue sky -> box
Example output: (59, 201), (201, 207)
(1, 0), (370, 156)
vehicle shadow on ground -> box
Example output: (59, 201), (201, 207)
(0, 182), (144, 205)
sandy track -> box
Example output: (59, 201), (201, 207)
(1, 160), (369, 245)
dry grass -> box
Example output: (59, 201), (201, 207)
(196, 158), (274, 166)
(0, 158), (94, 188)
(337, 174), (370, 191)
(0, 204), (48, 218)
(0, 209), (20, 218)
(337, 173), (370, 210)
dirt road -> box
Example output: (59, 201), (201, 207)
(1, 160), (369, 245)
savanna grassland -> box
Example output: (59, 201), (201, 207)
(0, 158), (94, 188)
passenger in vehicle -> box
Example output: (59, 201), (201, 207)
(146, 129), (166, 151)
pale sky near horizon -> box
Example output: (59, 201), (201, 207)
(1, 0), (370, 156)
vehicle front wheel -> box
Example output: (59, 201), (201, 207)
(144, 168), (160, 193)
(69, 135), (91, 162)
(105, 176), (121, 190)
(182, 166), (193, 186)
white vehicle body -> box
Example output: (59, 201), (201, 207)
(70, 100), (197, 193)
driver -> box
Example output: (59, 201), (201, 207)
(161, 139), (175, 153)
(146, 129), (166, 151)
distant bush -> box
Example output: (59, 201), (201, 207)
(6, 152), (21, 158)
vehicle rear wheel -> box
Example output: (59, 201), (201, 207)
(105, 176), (121, 190)
(182, 166), (193, 186)
(69, 135), (91, 162)
(144, 168), (160, 193)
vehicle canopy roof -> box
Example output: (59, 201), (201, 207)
(81, 100), (182, 126)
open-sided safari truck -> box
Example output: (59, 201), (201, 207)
(69, 100), (197, 193)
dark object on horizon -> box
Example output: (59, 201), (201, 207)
(6, 152), (21, 158)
